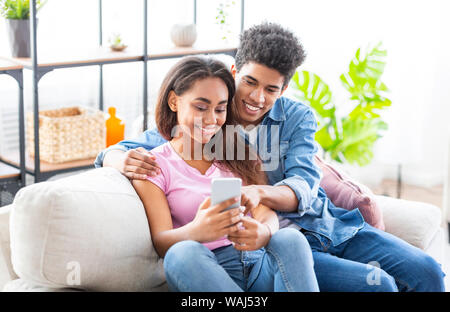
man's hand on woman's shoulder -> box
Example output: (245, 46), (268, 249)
(103, 147), (161, 180)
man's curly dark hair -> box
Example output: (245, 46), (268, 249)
(235, 22), (306, 87)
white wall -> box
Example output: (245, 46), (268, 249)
(244, 0), (450, 188)
(1, 0), (449, 188)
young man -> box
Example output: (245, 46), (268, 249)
(95, 22), (445, 292)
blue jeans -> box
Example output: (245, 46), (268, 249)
(163, 228), (319, 292)
(304, 222), (446, 292)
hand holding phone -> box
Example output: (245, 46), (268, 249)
(189, 196), (242, 243)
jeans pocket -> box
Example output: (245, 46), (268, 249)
(303, 231), (329, 252)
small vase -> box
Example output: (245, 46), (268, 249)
(170, 23), (197, 47)
(6, 19), (31, 58)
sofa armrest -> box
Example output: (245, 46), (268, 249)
(0, 204), (18, 290)
(376, 195), (442, 250)
(424, 227), (445, 265)
(8, 168), (166, 291)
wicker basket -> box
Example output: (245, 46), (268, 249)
(26, 106), (106, 164)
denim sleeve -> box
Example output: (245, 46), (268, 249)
(93, 128), (167, 168)
(274, 109), (322, 217)
(94, 144), (128, 168)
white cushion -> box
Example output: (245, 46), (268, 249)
(376, 195), (442, 250)
(10, 167), (166, 291)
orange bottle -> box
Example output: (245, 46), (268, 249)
(106, 106), (125, 147)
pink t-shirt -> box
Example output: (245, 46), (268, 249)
(146, 142), (236, 251)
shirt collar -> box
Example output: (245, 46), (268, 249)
(266, 97), (286, 122)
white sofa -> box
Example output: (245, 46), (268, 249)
(0, 167), (445, 291)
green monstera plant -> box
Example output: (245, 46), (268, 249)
(290, 42), (391, 166)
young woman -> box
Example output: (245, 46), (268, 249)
(132, 56), (319, 292)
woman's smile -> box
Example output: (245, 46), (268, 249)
(194, 124), (219, 136)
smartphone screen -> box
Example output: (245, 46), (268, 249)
(211, 178), (242, 211)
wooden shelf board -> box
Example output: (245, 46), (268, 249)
(0, 151), (95, 173)
(0, 59), (23, 72)
(1, 44), (237, 69)
(148, 45), (237, 59)
(1, 47), (143, 68)
(0, 162), (20, 179)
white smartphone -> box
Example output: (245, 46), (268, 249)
(211, 177), (242, 211)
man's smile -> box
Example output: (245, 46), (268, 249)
(243, 100), (263, 115)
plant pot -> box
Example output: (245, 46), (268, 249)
(170, 23), (197, 47)
(110, 44), (127, 52)
(6, 19), (30, 58)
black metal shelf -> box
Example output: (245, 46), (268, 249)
(0, 0), (244, 183)
(0, 60), (25, 205)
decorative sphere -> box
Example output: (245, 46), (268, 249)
(170, 24), (197, 47)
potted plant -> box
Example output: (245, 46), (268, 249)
(289, 42), (391, 184)
(108, 33), (127, 52)
(0, 0), (46, 58)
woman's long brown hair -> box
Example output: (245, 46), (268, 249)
(155, 56), (266, 185)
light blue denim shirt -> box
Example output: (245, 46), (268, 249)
(95, 97), (364, 246)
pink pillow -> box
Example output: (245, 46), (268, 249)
(314, 156), (385, 231)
